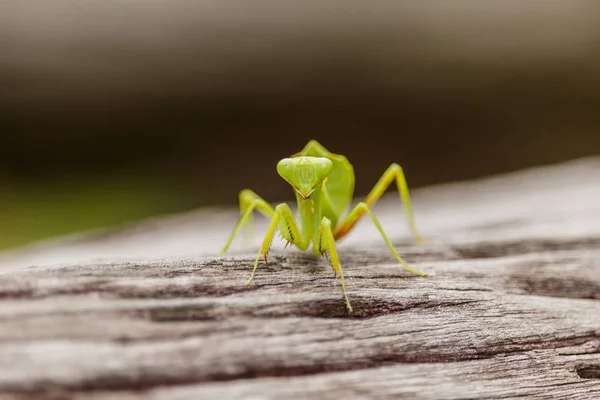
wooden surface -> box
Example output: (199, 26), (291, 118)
(1, 158), (600, 399)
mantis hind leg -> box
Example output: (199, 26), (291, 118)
(246, 203), (309, 286)
(220, 189), (275, 255)
(335, 163), (425, 244)
(317, 216), (353, 312)
(334, 202), (429, 277)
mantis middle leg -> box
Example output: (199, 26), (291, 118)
(334, 202), (429, 277)
(334, 163), (425, 244)
(221, 189), (275, 255)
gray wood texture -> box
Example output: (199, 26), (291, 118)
(1, 157), (599, 399)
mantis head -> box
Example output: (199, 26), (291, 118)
(277, 156), (333, 199)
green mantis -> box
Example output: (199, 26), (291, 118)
(221, 140), (429, 312)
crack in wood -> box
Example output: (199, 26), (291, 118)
(450, 237), (600, 260)
(577, 365), (600, 379)
(1, 335), (598, 396)
(134, 298), (485, 322)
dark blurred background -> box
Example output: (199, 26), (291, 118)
(1, 1), (599, 251)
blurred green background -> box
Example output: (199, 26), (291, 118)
(1, 1), (599, 251)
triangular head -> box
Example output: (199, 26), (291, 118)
(276, 156), (333, 200)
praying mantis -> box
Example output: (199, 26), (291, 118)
(221, 139), (429, 312)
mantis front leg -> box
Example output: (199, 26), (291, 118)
(317, 216), (353, 312)
(334, 202), (429, 277)
(246, 203), (309, 286)
(334, 163), (425, 244)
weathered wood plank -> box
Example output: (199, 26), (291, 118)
(0, 157), (599, 399)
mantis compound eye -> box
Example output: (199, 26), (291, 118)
(276, 158), (295, 181)
(316, 158), (333, 177)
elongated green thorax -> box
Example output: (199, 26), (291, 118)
(277, 156), (333, 255)
(293, 185), (325, 256)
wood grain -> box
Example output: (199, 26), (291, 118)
(0, 157), (599, 399)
